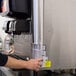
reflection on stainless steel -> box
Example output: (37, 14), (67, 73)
(0, 67), (14, 76)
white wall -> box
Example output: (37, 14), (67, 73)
(43, 0), (76, 70)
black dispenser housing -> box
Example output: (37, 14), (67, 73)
(8, 0), (31, 19)
(0, 0), (31, 19)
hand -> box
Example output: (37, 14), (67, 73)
(25, 58), (43, 71)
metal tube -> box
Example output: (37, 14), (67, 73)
(33, 0), (39, 44)
(40, 0), (44, 50)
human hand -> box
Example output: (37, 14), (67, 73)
(25, 58), (43, 71)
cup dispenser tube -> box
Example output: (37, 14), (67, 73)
(32, 0), (51, 69)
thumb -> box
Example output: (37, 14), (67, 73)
(36, 58), (43, 61)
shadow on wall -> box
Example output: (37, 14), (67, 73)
(37, 70), (53, 76)
(36, 70), (73, 76)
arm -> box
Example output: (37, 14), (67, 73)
(5, 56), (42, 71)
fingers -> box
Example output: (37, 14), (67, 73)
(35, 64), (41, 71)
(37, 58), (43, 62)
(37, 58), (43, 66)
(35, 59), (43, 71)
(27, 58), (43, 71)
